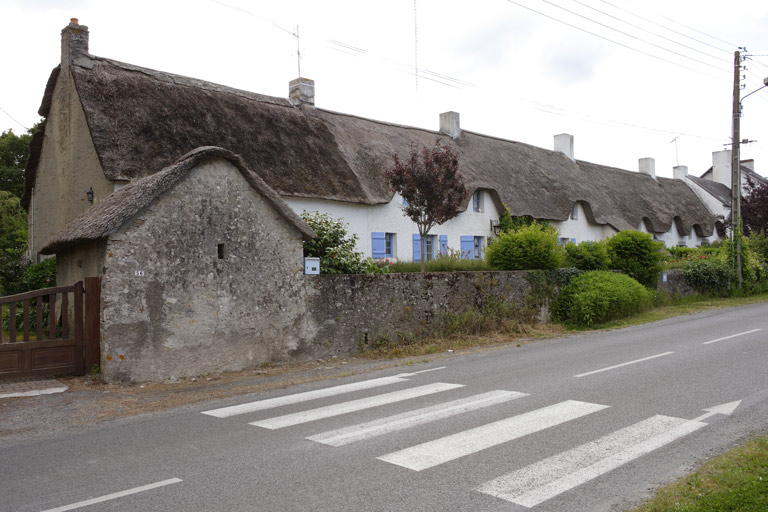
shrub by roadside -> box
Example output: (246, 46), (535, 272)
(606, 230), (664, 287)
(553, 270), (652, 327)
(485, 222), (563, 270)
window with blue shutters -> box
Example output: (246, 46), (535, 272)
(439, 235), (448, 255)
(460, 236), (474, 259)
(414, 234), (437, 261)
(373, 232), (395, 258)
(472, 190), (483, 212)
(474, 236), (484, 259)
(372, 232), (386, 259)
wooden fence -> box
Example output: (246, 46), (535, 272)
(0, 277), (100, 379)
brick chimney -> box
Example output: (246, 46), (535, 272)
(673, 165), (688, 180)
(639, 157), (656, 179)
(439, 111), (461, 139)
(554, 134), (574, 161)
(61, 18), (89, 70)
(712, 150), (731, 186)
(289, 78), (315, 107)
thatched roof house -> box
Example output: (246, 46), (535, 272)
(26, 20), (719, 262)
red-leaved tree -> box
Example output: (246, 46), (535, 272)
(742, 177), (768, 235)
(385, 140), (468, 271)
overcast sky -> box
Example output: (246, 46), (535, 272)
(2, 0), (767, 179)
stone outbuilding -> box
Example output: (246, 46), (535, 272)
(40, 147), (317, 383)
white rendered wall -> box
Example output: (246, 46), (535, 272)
(550, 202), (618, 243)
(283, 190), (500, 262)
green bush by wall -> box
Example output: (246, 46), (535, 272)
(606, 230), (664, 287)
(552, 270), (652, 327)
(485, 222), (563, 270)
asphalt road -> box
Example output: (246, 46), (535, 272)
(2, 302), (768, 511)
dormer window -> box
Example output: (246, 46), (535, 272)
(571, 204), (578, 220)
(472, 191), (483, 213)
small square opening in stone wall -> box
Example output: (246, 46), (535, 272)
(217, 243), (226, 259)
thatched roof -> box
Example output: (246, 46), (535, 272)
(40, 147), (316, 255)
(688, 176), (731, 207)
(28, 51), (719, 236)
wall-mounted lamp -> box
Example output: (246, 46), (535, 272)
(86, 187), (94, 203)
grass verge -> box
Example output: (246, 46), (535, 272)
(632, 434), (768, 511)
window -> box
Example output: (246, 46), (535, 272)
(558, 237), (572, 247)
(460, 236), (484, 259)
(372, 232), (395, 259)
(473, 236), (484, 259)
(439, 235), (448, 255)
(412, 234), (436, 261)
(472, 191), (483, 212)
(570, 204), (578, 220)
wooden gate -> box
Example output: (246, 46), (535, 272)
(0, 277), (100, 379)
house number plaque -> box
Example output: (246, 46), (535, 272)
(134, 270), (145, 277)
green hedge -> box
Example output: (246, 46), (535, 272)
(553, 270), (652, 327)
(606, 230), (664, 287)
(485, 222), (563, 270)
(565, 240), (610, 271)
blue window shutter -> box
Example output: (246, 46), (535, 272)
(372, 232), (386, 259)
(439, 235), (448, 255)
(413, 234), (421, 261)
(571, 238), (577, 244)
(460, 236), (474, 260)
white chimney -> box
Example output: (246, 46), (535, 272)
(742, 159), (755, 172)
(712, 150), (731, 186)
(439, 111), (461, 138)
(673, 165), (688, 180)
(554, 133), (574, 161)
(639, 157), (656, 179)
(289, 77), (315, 107)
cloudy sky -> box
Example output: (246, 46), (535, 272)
(2, 0), (767, 179)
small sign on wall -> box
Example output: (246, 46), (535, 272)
(134, 270), (145, 277)
(662, 271), (668, 283)
(304, 257), (320, 275)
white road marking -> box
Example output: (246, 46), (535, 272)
(250, 382), (464, 429)
(308, 390), (528, 447)
(478, 415), (706, 507)
(377, 400), (608, 471)
(702, 328), (762, 345)
(41, 478), (182, 512)
(398, 366), (446, 376)
(201, 375), (411, 418)
(574, 352), (674, 378)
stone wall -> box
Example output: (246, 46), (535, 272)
(656, 269), (697, 298)
(306, 271), (538, 355)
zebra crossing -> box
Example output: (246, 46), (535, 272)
(201, 371), (713, 508)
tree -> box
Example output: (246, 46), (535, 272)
(0, 191), (29, 294)
(0, 128), (33, 199)
(300, 211), (366, 274)
(742, 176), (768, 236)
(385, 140), (468, 271)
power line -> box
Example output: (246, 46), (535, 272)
(598, 0), (733, 55)
(0, 106), (29, 131)
(536, 0), (729, 72)
(569, 0), (729, 66)
(504, 0), (727, 81)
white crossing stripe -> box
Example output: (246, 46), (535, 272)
(41, 478), (182, 512)
(250, 382), (464, 429)
(477, 415), (706, 507)
(308, 390), (528, 447)
(702, 328), (762, 345)
(574, 352), (674, 378)
(201, 375), (411, 418)
(378, 400), (608, 471)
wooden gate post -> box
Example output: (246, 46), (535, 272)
(84, 277), (101, 373)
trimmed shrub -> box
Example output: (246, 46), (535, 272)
(553, 271), (652, 326)
(485, 222), (563, 270)
(300, 211), (366, 274)
(606, 230), (664, 287)
(564, 240), (610, 271)
(683, 256), (731, 295)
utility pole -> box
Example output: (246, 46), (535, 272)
(731, 50), (743, 289)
